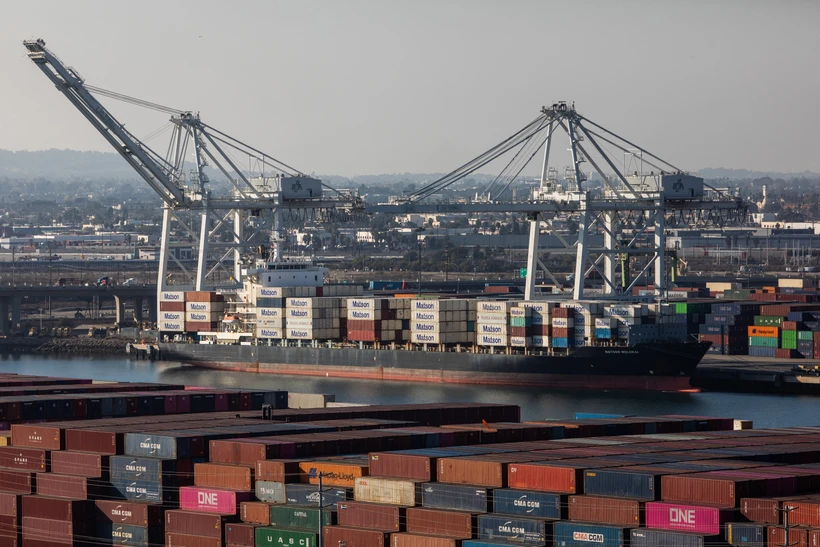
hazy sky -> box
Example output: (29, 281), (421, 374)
(1, 1), (818, 177)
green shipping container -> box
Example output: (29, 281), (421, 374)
(754, 316), (784, 327)
(799, 331), (814, 341)
(675, 303), (688, 314)
(749, 336), (779, 348)
(510, 317), (531, 327)
(782, 332), (798, 350)
(256, 527), (317, 547)
(268, 506), (335, 532)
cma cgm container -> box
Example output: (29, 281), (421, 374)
(95, 500), (165, 527)
(553, 522), (628, 547)
(322, 526), (391, 547)
(631, 528), (718, 547)
(477, 514), (548, 545)
(422, 482), (490, 513)
(492, 489), (563, 520)
(583, 469), (660, 501)
(645, 501), (736, 535)
(337, 501), (405, 532)
(96, 522), (165, 547)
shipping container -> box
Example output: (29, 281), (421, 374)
(10, 426), (61, 451)
(286, 484), (349, 506)
(21, 516), (90, 544)
(726, 522), (766, 547)
(322, 526), (390, 547)
(0, 470), (33, 495)
(492, 489), (563, 520)
(661, 474), (754, 507)
(568, 495), (641, 527)
(767, 526), (808, 547)
(477, 514), (547, 544)
(95, 522), (165, 547)
(337, 501), (405, 532)
(194, 463), (254, 491)
(298, 460), (368, 488)
(631, 528), (717, 547)
(21, 496), (92, 522)
(0, 447), (47, 473)
(255, 527), (317, 547)
(165, 510), (232, 538)
(422, 482), (489, 513)
(94, 500), (165, 526)
(268, 505), (335, 532)
(64, 429), (121, 455)
(392, 534), (463, 547)
(35, 473), (105, 500)
(240, 501), (270, 525)
(225, 522), (257, 547)
(583, 468), (659, 501)
(166, 532), (222, 547)
(355, 477), (421, 506)
(50, 452), (108, 479)
(553, 522), (628, 547)
(406, 507), (474, 539)
(645, 501), (735, 534)
(179, 487), (251, 515)
(508, 462), (583, 494)
(256, 460), (304, 483)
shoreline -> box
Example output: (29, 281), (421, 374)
(0, 337), (128, 355)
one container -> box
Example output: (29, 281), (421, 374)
(553, 521), (628, 547)
(568, 495), (641, 527)
(631, 528), (717, 547)
(179, 487), (251, 515)
(255, 527), (317, 547)
(645, 501), (736, 535)
(476, 514), (548, 544)
(767, 527), (808, 547)
(322, 525), (390, 547)
(268, 505), (335, 532)
(355, 477), (421, 506)
(337, 501), (405, 532)
(11, 425), (62, 450)
(492, 489), (563, 520)
(407, 507), (475, 539)
(422, 483), (489, 513)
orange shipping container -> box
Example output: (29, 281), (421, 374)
(240, 502), (270, 525)
(436, 454), (545, 488)
(299, 461), (368, 488)
(748, 326), (779, 337)
(256, 460), (305, 483)
(768, 526), (808, 547)
(508, 462), (583, 493)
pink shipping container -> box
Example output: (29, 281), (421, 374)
(179, 486), (252, 515)
(645, 502), (736, 535)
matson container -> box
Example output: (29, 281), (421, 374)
(194, 463), (254, 491)
(179, 486), (251, 515)
(322, 526), (390, 547)
(337, 501), (405, 532)
(493, 489), (563, 520)
(393, 534), (462, 547)
(225, 522), (257, 547)
(240, 501), (271, 525)
(165, 510), (232, 538)
(631, 529), (718, 547)
(422, 483), (489, 513)
(725, 522), (766, 547)
(94, 500), (165, 526)
(508, 462), (583, 494)
(269, 505), (335, 532)
(407, 507), (475, 539)
(477, 514), (548, 545)
(355, 477), (421, 506)
(255, 527), (317, 547)
(166, 532), (222, 547)
(553, 521), (629, 547)
(646, 502), (736, 534)
(568, 495), (641, 527)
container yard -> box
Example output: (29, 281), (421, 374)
(0, 373), (814, 546)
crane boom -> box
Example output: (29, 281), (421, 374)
(23, 39), (188, 207)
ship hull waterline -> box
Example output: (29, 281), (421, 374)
(159, 341), (710, 393)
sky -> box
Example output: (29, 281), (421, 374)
(1, 0), (818, 177)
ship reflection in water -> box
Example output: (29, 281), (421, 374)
(0, 353), (816, 428)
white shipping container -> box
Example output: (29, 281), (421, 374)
(286, 297), (315, 309)
(160, 311), (184, 322)
(255, 286), (283, 299)
(477, 301), (511, 313)
(412, 299), (440, 312)
(477, 323), (508, 335)
(411, 321), (439, 333)
(412, 310), (439, 322)
(510, 336), (531, 347)
(478, 334), (508, 347)
(257, 317), (283, 328)
(159, 291), (185, 303)
(595, 317), (618, 329)
(561, 301), (603, 314)
(532, 335), (550, 347)
(476, 313), (507, 324)
(185, 301), (225, 313)
(286, 317), (315, 328)
(159, 320), (185, 332)
(257, 307), (283, 319)
(355, 477), (419, 506)
(531, 313), (549, 326)
(519, 301), (554, 314)
(287, 307), (316, 319)
(348, 309), (380, 320)
(348, 298), (376, 311)
(256, 327), (284, 339)
(552, 317), (574, 328)
(186, 311), (222, 323)
(510, 307), (530, 318)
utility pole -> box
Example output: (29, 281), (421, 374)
(778, 505), (798, 547)
(309, 468), (328, 547)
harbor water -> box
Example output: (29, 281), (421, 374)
(1, 353), (818, 427)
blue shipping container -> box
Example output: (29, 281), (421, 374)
(110, 455), (188, 482)
(477, 515), (548, 545)
(553, 522), (627, 547)
(631, 529), (716, 547)
(110, 477), (171, 504)
(492, 489), (562, 520)
(583, 469), (659, 501)
(595, 328), (611, 339)
(725, 523), (766, 547)
(124, 432), (206, 459)
(465, 541), (542, 547)
(422, 483), (490, 513)
(285, 484), (348, 506)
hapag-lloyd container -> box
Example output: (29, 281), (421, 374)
(492, 489), (563, 520)
(646, 502), (736, 535)
(179, 486), (251, 515)
(477, 514), (548, 544)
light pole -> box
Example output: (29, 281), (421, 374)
(309, 468), (329, 547)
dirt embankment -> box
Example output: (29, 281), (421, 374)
(0, 337), (127, 355)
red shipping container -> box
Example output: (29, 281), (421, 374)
(179, 487), (252, 515)
(50, 452), (107, 479)
(64, 429), (120, 455)
(0, 471), (33, 495)
(0, 493), (17, 518)
(789, 499), (820, 527)
(322, 526), (390, 547)
(255, 460), (304, 483)
(21, 516), (85, 544)
(369, 452), (435, 481)
(225, 522), (257, 547)
(35, 474), (93, 500)
(0, 448), (47, 473)
(645, 501), (734, 534)
(166, 532), (222, 547)
(194, 463), (254, 491)
(569, 496), (642, 527)
(507, 462), (583, 493)
(768, 526), (809, 547)
(240, 502), (270, 525)
(391, 533), (461, 547)
(741, 498), (780, 524)
(337, 501), (405, 532)
(10, 426), (61, 451)
(406, 507), (474, 539)
(160, 301), (186, 312)
(21, 496), (93, 522)
(95, 500), (165, 526)
(165, 510), (233, 538)
(661, 474), (759, 507)
(0, 515), (15, 547)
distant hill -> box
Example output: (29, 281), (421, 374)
(698, 167), (820, 181)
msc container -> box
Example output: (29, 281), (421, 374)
(255, 527), (318, 547)
(568, 495), (641, 527)
(255, 481), (286, 504)
(553, 521), (628, 547)
(268, 505), (335, 532)
(165, 510), (232, 538)
(355, 477), (421, 506)
(50, 451), (108, 479)
(477, 514), (547, 544)
(508, 462), (583, 494)
(166, 532), (222, 547)
(179, 487), (251, 515)
(422, 482), (489, 513)
(95, 500), (165, 526)
(322, 526), (390, 547)
(95, 522), (165, 547)
(393, 534), (464, 547)
(583, 468), (660, 501)
(407, 507), (475, 539)
(194, 463), (253, 491)
(0, 447), (47, 472)
(631, 528), (717, 547)
(725, 522), (766, 547)
(646, 501), (736, 535)
(286, 484), (349, 506)
(337, 500), (405, 532)
(240, 501), (270, 525)
(492, 489), (562, 520)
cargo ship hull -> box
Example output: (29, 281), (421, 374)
(159, 342), (710, 392)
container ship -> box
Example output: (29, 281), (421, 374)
(157, 260), (710, 392)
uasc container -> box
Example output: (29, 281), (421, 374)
(255, 527), (317, 547)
